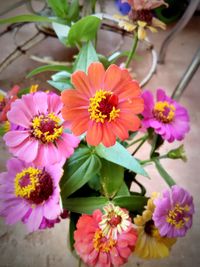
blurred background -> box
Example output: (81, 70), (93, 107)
(0, 1), (200, 266)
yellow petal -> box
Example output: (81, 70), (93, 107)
(152, 17), (166, 30)
(138, 26), (147, 40)
(148, 26), (158, 33)
(137, 20), (147, 27)
(119, 21), (136, 32)
(113, 14), (129, 21)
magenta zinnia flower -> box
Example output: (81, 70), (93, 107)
(0, 158), (64, 232)
(153, 185), (194, 238)
(3, 91), (80, 166)
(74, 209), (138, 267)
(142, 89), (190, 142)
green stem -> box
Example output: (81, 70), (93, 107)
(125, 34), (138, 68)
(78, 258), (82, 267)
(127, 134), (148, 148)
(132, 135), (148, 156)
(140, 154), (168, 165)
(90, 0), (97, 13)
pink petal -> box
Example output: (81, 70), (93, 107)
(7, 107), (30, 128)
(13, 139), (39, 162)
(6, 201), (30, 225)
(43, 198), (61, 220)
(4, 130), (29, 147)
(26, 206), (43, 232)
(48, 93), (63, 114)
(33, 92), (48, 114)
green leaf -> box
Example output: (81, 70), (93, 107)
(52, 22), (70, 46)
(95, 142), (148, 177)
(48, 80), (72, 91)
(60, 146), (102, 198)
(27, 65), (70, 78)
(100, 159), (124, 199)
(116, 182), (130, 197)
(62, 197), (108, 214)
(88, 174), (101, 191)
(73, 41), (99, 72)
(0, 14), (57, 25)
(154, 159), (176, 187)
(48, 70), (72, 91)
(47, 0), (68, 19)
(113, 195), (147, 212)
(68, 15), (101, 46)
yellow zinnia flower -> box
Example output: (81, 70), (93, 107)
(134, 193), (176, 259)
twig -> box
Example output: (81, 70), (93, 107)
(30, 55), (72, 66)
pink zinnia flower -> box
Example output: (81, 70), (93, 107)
(74, 209), (138, 267)
(61, 62), (143, 147)
(3, 91), (80, 166)
(153, 185), (195, 238)
(0, 158), (64, 232)
(142, 89), (190, 142)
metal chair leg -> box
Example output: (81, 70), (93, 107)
(171, 46), (200, 100)
(158, 0), (200, 64)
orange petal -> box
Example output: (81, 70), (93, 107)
(102, 122), (116, 147)
(118, 115), (141, 132)
(111, 120), (129, 140)
(61, 90), (88, 108)
(62, 107), (89, 121)
(103, 64), (122, 91)
(119, 98), (144, 114)
(88, 62), (105, 92)
(71, 70), (92, 97)
(71, 117), (89, 135)
(86, 121), (103, 146)
(117, 81), (141, 99)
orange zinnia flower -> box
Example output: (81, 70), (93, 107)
(61, 62), (144, 147)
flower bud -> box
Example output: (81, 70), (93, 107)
(167, 144), (187, 162)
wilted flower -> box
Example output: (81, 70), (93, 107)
(99, 203), (131, 239)
(0, 85), (19, 122)
(3, 91), (80, 166)
(134, 193), (176, 259)
(74, 209), (137, 267)
(153, 185), (195, 238)
(122, 0), (168, 10)
(142, 89), (190, 142)
(0, 158), (64, 232)
(115, 0), (167, 40)
(61, 62), (143, 147)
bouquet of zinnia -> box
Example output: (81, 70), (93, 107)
(0, 0), (195, 267)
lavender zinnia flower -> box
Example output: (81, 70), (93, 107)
(153, 185), (195, 238)
(0, 158), (64, 232)
(142, 89), (190, 142)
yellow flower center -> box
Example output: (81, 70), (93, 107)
(15, 167), (41, 199)
(88, 90), (120, 123)
(166, 204), (190, 229)
(14, 167), (53, 204)
(31, 113), (63, 143)
(153, 101), (175, 123)
(93, 229), (116, 252)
